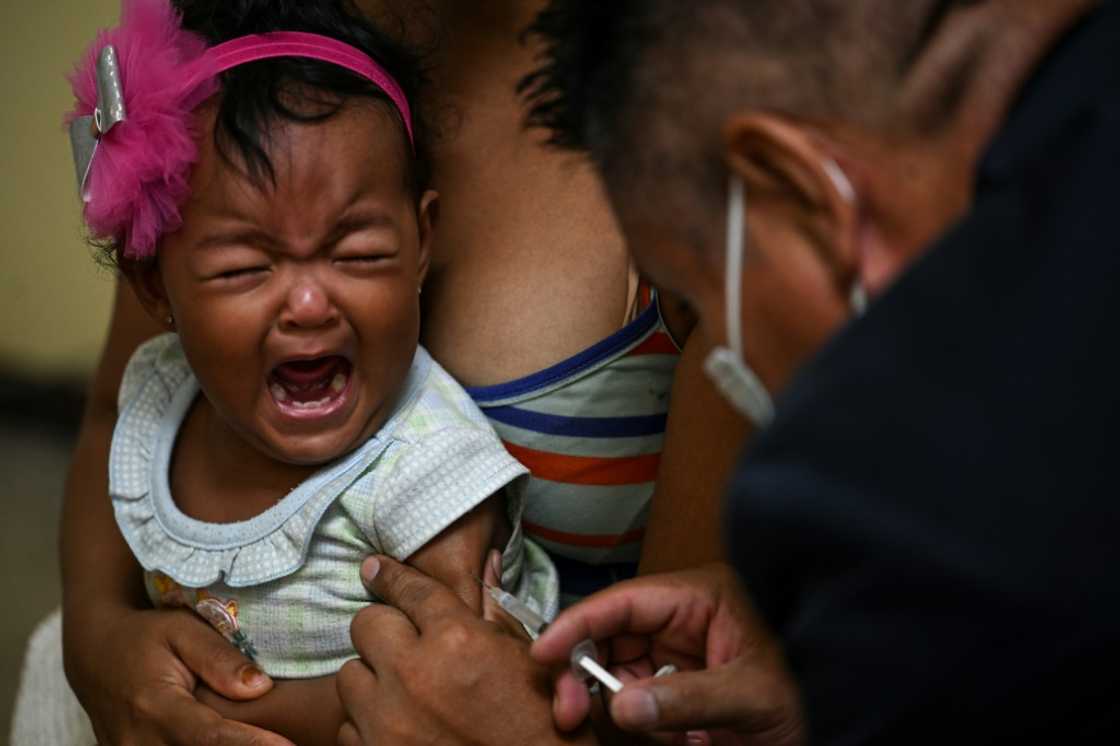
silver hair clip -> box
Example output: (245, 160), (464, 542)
(69, 45), (127, 202)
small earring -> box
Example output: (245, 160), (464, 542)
(166, 314), (175, 329)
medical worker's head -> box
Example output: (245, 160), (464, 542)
(521, 0), (1091, 414)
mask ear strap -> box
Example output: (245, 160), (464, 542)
(707, 175), (776, 426)
(726, 175), (747, 361)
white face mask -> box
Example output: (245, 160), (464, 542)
(703, 165), (863, 428)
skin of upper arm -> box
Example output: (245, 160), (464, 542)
(406, 494), (504, 613)
(639, 296), (753, 575)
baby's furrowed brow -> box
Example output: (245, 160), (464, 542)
(191, 228), (281, 253)
(334, 206), (396, 232)
(322, 211), (399, 246)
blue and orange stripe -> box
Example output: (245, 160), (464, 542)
(485, 406), (667, 438)
(523, 520), (645, 549)
(501, 441), (661, 487)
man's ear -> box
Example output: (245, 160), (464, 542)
(415, 189), (438, 287)
(120, 259), (174, 330)
(721, 113), (862, 294)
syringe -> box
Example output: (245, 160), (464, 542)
(482, 582), (625, 694)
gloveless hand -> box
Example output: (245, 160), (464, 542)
(337, 553), (597, 746)
(64, 604), (290, 746)
(531, 563), (804, 746)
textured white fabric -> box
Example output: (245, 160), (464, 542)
(111, 336), (436, 587)
(10, 610), (95, 746)
(109, 335), (558, 677)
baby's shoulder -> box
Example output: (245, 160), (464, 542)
(117, 333), (190, 412)
(338, 349), (526, 559)
(388, 346), (499, 447)
(346, 347), (523, 505)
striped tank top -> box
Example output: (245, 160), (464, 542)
(466, 285), (680, 604)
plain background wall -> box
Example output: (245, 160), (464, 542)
(0, 0), (120, 379)
(1, 1), (122, 738)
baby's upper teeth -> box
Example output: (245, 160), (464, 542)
(330, 373), (346, 393)
(271, 382), (289, 402)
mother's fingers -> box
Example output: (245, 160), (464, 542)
(167, 612), (272, 702)
(154, 687), (293, 746)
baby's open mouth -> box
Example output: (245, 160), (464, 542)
(268, 356), (352, 413)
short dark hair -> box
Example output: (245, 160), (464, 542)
(519, 0), (967, 241)
(176, 0), (432, 197)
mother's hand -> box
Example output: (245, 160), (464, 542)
(64, 604), (291, 745)
(337, 554), (597, 746)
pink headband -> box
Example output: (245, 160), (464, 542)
(204, 33), (413, 144)
(67, 0), (415, 260)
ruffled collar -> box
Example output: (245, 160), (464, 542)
(109, 336), (432, 588)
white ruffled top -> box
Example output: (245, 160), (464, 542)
(107, 335), (559, 677)
(109, 334), (524, 588)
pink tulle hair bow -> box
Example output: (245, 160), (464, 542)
(67, 0), (415, 261)
(67, 0), (219, 260)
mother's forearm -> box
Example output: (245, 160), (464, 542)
(61, 282), (163, 656)
(60, 403), (145, 612)
(639, 326), (749, 575)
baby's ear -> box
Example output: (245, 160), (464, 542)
(120, 257), (173, 330)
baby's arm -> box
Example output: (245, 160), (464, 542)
(406, 489), (505, 611)
(198, 495), (504, 745)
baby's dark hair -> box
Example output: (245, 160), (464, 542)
(99, 0), (432, 270)
(175, 0), (431, 198)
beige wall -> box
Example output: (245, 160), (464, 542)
(0, 1), (123, 378)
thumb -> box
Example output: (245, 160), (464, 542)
(480, 549), (534, 639)
(480, 549), (504, 624)
(360, 554), (465, 628)
(609, 664), (786, 736)
(169, 617), (273, 702)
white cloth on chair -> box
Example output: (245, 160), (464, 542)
(10, 609), (95, 746)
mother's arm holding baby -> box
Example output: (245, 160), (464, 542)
(60, 286), (287, 746)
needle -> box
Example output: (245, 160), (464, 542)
(476, 577), (625, 693)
